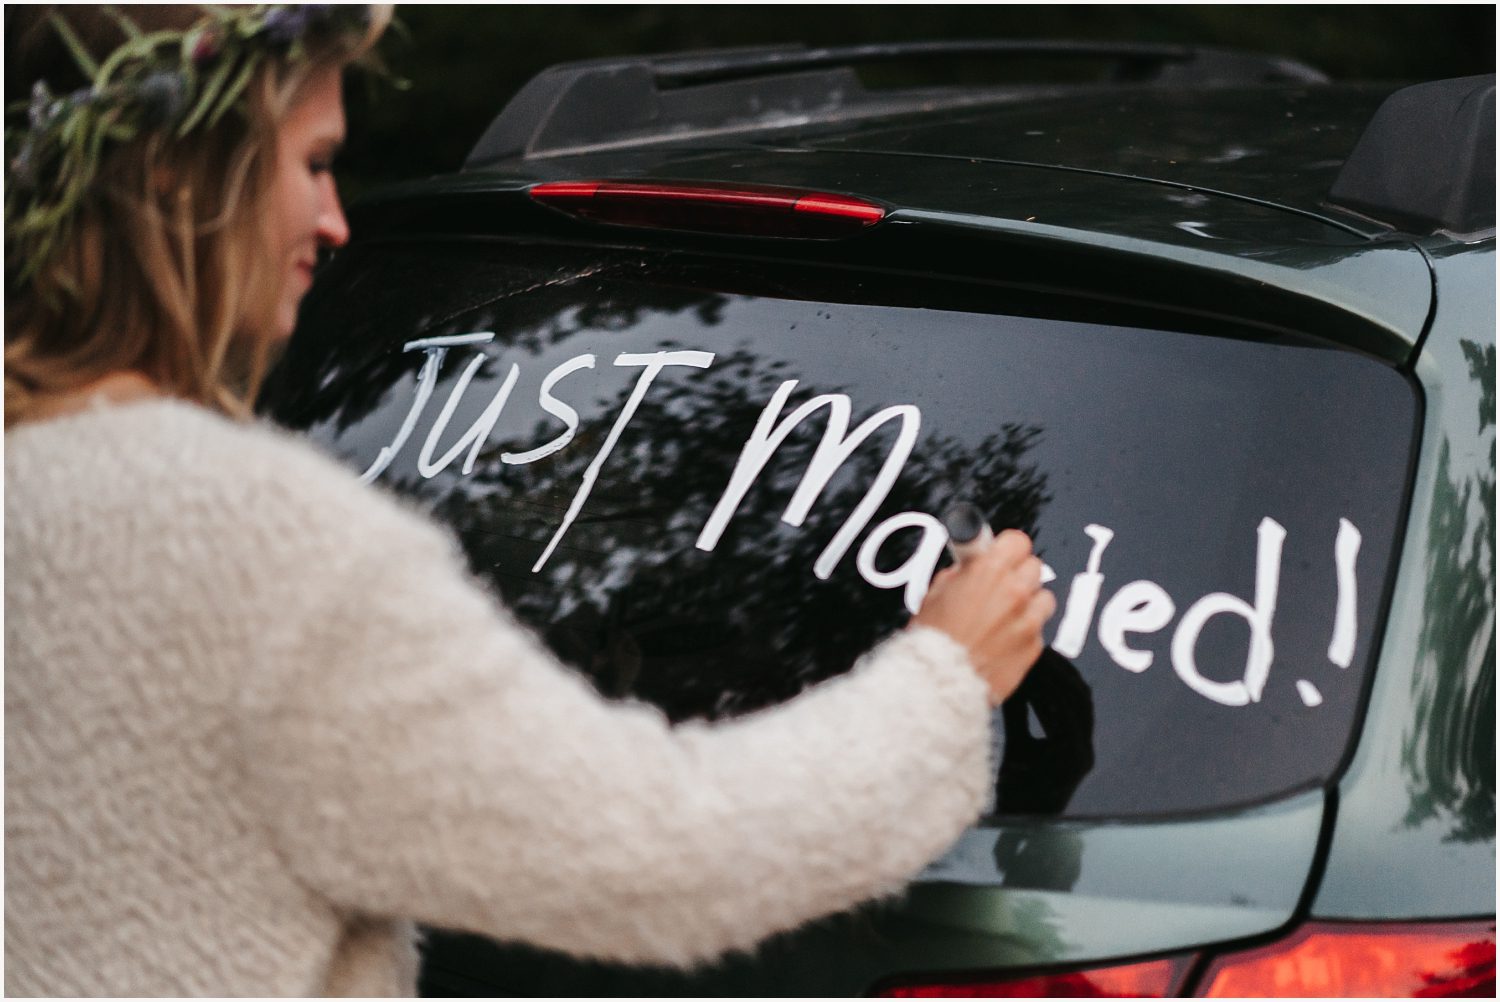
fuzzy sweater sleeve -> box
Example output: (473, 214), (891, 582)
(234, 437), (993, 968)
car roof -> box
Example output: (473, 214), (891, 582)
(461, 45), (1491, 242)
(450, 80), (1404, 243)
(364, 56), (1494, 361)
(750, 83), (1400, 230)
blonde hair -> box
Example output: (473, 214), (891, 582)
(4, 5), (390, 426)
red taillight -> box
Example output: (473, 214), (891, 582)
(871, 920), (1497, 998)
(874, 956), (1193, 997)
(529, 180), (885, 237)
(1198, 920), (1496, 998)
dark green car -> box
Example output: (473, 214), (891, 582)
(261, 43), (1495, 997)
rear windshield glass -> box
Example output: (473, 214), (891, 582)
(263, 241), (1417, 819)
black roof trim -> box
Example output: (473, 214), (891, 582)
(464, 41), (1329, 168)
(1328, 75), (1496, 238)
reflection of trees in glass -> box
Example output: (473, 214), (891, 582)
(264, 247), (717, 432)
(270, 250), (1052, 723)
(433, 343), (1049, 723)
(1404, 338), (1495, 843)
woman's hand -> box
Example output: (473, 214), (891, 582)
(911, 529), (1056, 706)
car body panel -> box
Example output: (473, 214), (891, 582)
(1313, 238), (1496, 920)
(423, 796), (1322, 996)
(886, 207), (1428, 362)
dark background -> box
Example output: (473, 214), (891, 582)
(339, 4), (1495, 195)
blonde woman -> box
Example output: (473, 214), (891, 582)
(4, 6), (1056, 996)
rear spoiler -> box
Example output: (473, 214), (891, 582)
(465, 41), (1328, 166)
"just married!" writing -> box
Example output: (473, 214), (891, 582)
(360, 333), (1362, 710)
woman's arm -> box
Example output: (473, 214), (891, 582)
(233, 449), (1014, 967)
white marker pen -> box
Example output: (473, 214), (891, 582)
(942, 502), (994, 564)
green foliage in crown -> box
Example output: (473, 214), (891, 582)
(5, 5), (374, 290)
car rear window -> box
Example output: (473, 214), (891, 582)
(262, 240), (1418, 819)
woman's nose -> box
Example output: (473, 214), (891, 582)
(317, 179), (351, 249)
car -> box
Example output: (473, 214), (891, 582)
(258, 41), (1495, 996)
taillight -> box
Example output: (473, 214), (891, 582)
(528, 180), (886, 237)
(1197, 920), (1496, 998)
(874, 956), (1194, 997)
(870, 920), (1496, 998)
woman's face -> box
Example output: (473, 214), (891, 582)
(268, 66), (350, 340)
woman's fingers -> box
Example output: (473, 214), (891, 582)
(1030, 587), (1058, 628)
(984, 528), (1033, 573)
(910, 528), (1055, 706)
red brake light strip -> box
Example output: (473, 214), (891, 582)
(529, 180), (886, 235)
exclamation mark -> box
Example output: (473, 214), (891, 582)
(1298, 518), (1362, 708)
(1327, 518), (1362, 668)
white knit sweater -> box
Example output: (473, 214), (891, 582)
(4, 399), (992, 997)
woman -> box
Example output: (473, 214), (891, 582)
(4, 6), (1056, 996)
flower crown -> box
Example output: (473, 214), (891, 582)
(6, 5), (376, 290)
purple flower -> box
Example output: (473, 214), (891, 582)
(260, 6), (310, 48)
(136, 72), (187, 127)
